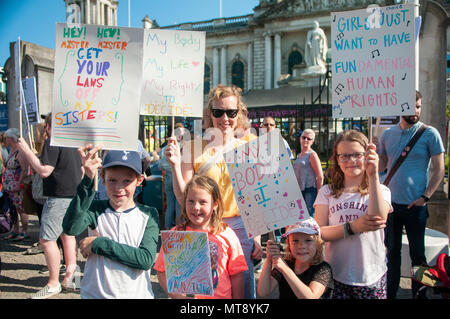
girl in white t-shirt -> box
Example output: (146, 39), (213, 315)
(314, 130), (392, 299)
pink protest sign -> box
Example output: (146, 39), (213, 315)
(225, 130), (309, 238)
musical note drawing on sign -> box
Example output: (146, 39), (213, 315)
(402, 73), (407, 80)
(334, 83), (345, 95)
(401, 102), (410, 112)
(371, 49), (380, 58)
(336, 32), (344, 40)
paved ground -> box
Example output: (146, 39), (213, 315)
(0, 214), (434, 299)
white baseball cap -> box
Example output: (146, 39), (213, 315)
(283, 218), (321, 237)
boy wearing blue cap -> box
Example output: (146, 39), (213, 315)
(63, 145), (159, 299)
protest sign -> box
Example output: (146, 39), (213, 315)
(331, 4), (416, 118)
(52, 23), (143, 150)
(140, 29), (205, 118)
(225, 130), (309, 238)
(22, 77), (39, 124)
(0, 104), (8, 131)
(161, 230), (214, 296)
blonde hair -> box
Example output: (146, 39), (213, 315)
(328, 129), (369, 198)
(177, 175), (226, 235)
(301, 128), (315, 140)
(203, 85), (248, 130)
(284, 233), (324, 265)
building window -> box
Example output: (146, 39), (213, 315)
(204, 63), (211, 95)
(231, 60), (245, 90)
(288, 51), (303, 75)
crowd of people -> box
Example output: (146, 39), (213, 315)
(0, 86), (445, 300)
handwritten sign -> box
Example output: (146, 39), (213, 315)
(22, 77), (39, 124)
(331, 4), (416, 118)
(140, 29), (205, 118)
(52, 23), (143, 150)
(161, 231), (214, 296)
(225, 130), (309, 238)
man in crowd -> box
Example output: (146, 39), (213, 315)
(16, 113), (82, 299)
(378, 91), (445, 299)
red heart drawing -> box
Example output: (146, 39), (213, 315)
(192, 61), (200, 67)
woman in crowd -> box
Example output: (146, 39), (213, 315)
(3, 128), (29, 241)
(164, 85), (263, 298)
(293, 129), (323, 217)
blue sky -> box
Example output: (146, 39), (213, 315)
(0, 0), (258, 67)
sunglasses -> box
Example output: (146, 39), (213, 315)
(262, 123), (276, 127)
(337, 152), (365, 163)
(301, 136), (313, 141)
(210, 109), (239, 118)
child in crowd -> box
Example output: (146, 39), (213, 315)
(314, 130), (392, 299)
(62, 145), (159, 299)
(154, 175), (248, 299)
(257, 219), (333, 299)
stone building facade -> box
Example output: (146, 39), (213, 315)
(149, 0), (448, 157)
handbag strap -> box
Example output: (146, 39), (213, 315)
(383, 124), (428, 186)
(197, 139), (237, 176)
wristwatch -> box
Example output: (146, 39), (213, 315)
(420, 195), (430, 202)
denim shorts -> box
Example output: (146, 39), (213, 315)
(40, 197), (73, 241)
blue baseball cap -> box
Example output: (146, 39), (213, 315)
(102, 150), (142, 174)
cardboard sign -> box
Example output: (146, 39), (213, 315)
(331, 4), (416, 118)
(22, 77), (39, 124)
(161, 231), (214, 296)
(225, 130), (309, 238)
(0, 104), (8, 131)
(52, 23), (143, 150)
(140, 29), (205, 118)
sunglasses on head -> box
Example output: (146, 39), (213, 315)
(211, 108), (239, 118)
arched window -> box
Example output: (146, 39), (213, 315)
(204, 63), (211, 95)
(288, 51), (303, 75)
(231, 60), (244, 90)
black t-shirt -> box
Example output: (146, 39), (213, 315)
(40, 139), (82, 198)
(271, 260), (334, 299)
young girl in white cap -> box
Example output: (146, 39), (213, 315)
(257, 218), (333, 299)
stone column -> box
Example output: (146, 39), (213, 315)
(86, 0), (91, 24)
(80, 0), (85, 24)
(96, 0), (101, 25)
(274, 32), (282, 88)
(213, 47), (220, 87)
(101, 1), (105, 25)
(247, 42), (253, 90)
(220, 46), (227, 85)
(264, 31), (272, 90)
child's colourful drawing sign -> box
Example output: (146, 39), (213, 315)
(331, 4), (416, 118)
(52, 23), (143, 150)
(225, 130), (309, 238)
(140, 29), (205, 118)
(161, 231), (214, 296)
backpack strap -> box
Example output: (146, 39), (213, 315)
(383, 124), (428, 186)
